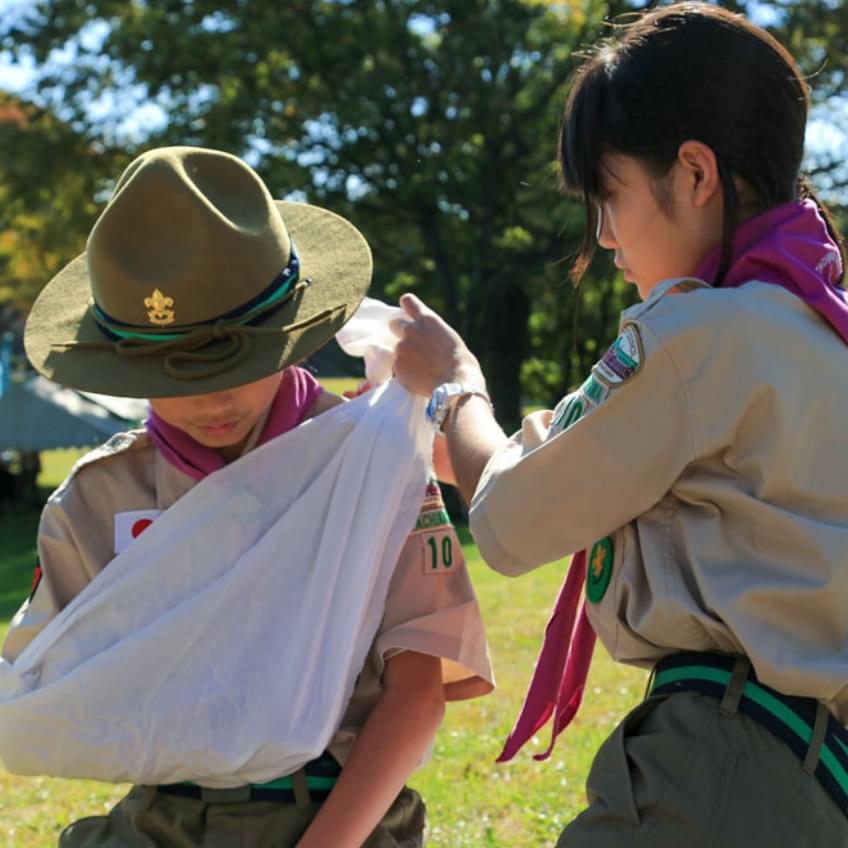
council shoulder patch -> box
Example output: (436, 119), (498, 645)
(593, 323), (644, 388)
(415, 477), (459, 574)
(586, 537), (614, 604)
(413, 477), (453, 534)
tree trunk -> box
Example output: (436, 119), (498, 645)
(474, 279), (529, 433)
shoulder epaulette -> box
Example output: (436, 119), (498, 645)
(49, 429), (148, 501)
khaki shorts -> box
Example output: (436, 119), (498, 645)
(58, 783), (425, 848)
(558, 688), (848, 847)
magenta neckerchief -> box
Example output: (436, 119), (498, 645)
(497, 199), (848, 764)
(497, 550), (595, 763)
(146, 366), (323, 480)
(700, 199), (848, 344)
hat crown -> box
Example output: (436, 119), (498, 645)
(88, 147), (292, 327)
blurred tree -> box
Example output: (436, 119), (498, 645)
(0, 91), (125, 311)
(1, 0), (625, 427)
(1, 0), (844, 425)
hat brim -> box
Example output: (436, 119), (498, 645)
(24, 202), (372, 398)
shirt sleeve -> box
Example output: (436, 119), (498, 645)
(469, 319), (697, 576)
(372, 484), (494, 703)
(1, 500), (89, 662)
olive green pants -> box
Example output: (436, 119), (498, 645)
(58, 782), (425, 848)
(558, 686), (848, 847)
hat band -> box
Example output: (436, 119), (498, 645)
(93, 244), (303, 343)
(53, 242), (349, 381)
(54, 298), (346, 382)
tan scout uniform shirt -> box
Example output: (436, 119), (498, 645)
(471, 280), (848, 721)
(4, 429), (493, 767)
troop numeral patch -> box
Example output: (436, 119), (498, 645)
(421, 530), (456, 574)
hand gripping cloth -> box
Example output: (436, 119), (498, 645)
(0, 381), (431, 787)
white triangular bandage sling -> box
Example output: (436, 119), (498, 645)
(0, 381), (431, 787)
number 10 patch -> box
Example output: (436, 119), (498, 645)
(421, 530), (456, 574)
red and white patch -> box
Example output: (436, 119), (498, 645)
(29, 561), (43, 602)
(114, 510), (162, 554)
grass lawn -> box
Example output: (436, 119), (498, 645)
(0, 438), (647, 847)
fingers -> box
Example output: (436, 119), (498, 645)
(342, 380), (372, 399)
(390, 294), (425, 337)
(388, 316), (410, 339)
(391, 294), (442, 338)
(399, 293), (426, 319)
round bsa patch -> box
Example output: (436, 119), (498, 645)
(586, 537), (614, 603)
(593, 323), (643, 388)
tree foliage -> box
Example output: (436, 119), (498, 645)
(0, 0), (845, 426)
(0, 92), (125, 314)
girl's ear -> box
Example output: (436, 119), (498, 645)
(676, 140), (721, 208)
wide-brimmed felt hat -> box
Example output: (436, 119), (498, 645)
(24, 146), (372, 398)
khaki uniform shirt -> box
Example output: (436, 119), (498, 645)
(4, 418), (493, 767)
(470, 280), (848, 721)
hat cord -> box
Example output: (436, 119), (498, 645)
(54, 278), (347, 380)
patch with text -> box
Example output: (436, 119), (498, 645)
(593, 323), (644, 388)
(420, 529), (457, 575)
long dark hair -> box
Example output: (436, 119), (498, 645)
(561, 3), (845, 285)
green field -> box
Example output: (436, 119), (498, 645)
(0, 446), (646, 847)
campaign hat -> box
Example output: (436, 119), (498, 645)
(24, 146), (372, 397)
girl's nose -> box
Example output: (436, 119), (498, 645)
(595, 204), (617, 249)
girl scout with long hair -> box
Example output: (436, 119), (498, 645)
(392, 4), (848, 845)
(2, 147), (492, 847)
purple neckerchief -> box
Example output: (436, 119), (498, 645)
(699, 199), (848, 344)
(497, 549), (595, 762)
(497, 200), (848, 764)
(146, 366), (323, 480)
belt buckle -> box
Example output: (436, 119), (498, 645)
(199, 784), (252, 803)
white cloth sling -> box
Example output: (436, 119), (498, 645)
(335, 296), (405, 386)
(0, 377), (431, 787)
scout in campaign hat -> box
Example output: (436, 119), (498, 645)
(24, 146), (372, 398)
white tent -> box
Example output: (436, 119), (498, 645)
(0, 375), (148, 451)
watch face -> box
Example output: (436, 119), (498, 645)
(426, 385), (450, 425)
(426, 396), (436, 420)
(426, 389), (443, 422)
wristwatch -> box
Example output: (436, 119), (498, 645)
(425, 382), (492, 431)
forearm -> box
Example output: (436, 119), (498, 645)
(296, 653), (445, 848)
(442, 395), (508, 505)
